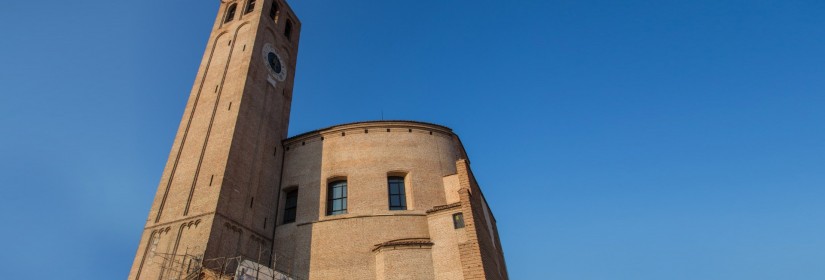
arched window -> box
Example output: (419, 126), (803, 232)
(245, 0), (256, 14)
(388, 176), (407, 210)
(284, 19), (293, 40)
(270, 2), (280, 22)
(224, 4), (237, 23)
(327, 181), (347, 215)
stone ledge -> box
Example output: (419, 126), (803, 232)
(294, 212), (428, 227)
(372, 238), (434, 252)
(426, 202), (462, 214)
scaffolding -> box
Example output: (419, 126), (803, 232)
(153, 248), (301, 280)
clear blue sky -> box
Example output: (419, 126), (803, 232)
(1, 0), (824, 279)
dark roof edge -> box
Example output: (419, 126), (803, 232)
(284, 120), (454, 143)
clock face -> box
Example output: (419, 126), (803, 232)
(262, 44), (287, 82)
(268, 52), (282, 74)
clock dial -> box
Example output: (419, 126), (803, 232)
(268, 52), (282, 74)
(262, 44), (287, 82)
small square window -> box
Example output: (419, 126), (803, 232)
(453, 213), (465, 229)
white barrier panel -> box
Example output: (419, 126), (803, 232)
(235, 260), (294, 280)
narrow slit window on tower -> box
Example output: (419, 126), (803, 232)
(453, 213), (465, 229)
(224, 4), (237, 23)
(388, 176), (407, 210)
(245, 0), (256, 14)
(327, 181), (347, 215)
(270, 2), (280, 22)
(284, 19), (293, 40)
(283, 189), (298, 224)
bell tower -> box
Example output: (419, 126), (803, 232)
(129, 0), (300, 279)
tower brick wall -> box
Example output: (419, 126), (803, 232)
(129, 0), (300, 278)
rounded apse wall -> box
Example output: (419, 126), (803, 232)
(272, 121), (469, 279)
(281, 121), (467, 219)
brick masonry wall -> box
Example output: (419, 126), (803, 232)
(456, 160), (509, 280)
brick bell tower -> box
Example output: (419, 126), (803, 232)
(129, 0), (300, 279)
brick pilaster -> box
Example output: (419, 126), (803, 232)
(456, 159), (487, 280)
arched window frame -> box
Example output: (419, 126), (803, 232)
(284, 19), (292, 40)
(284, 19), (293, 40)
(245, 0), (256, 14)
(270, 2), (280, 23)
(224, 3), (238, 23)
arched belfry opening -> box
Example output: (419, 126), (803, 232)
(284, 19), (293, 40)
(245, 0), (256, 14)
(270, 2), (280, 22)
(224, 3), (237, 23)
